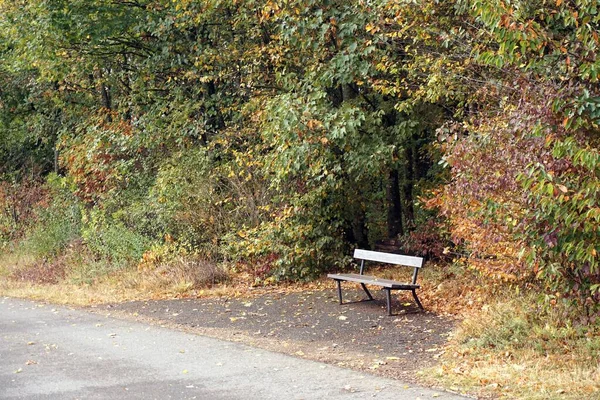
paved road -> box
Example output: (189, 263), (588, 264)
(0, 297), (468, 399)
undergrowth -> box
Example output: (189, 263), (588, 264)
(424, 288), (600, 399)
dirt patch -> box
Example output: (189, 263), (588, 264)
(94, 287), (457, 383)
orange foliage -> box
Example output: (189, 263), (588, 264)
(434, 93), (556, 281)
(60, 112), (140, 204)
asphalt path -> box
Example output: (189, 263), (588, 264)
(0, 297), (468, 399)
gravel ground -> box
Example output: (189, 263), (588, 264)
(95, 287), (457, 383)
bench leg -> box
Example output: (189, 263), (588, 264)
(335, 279), (343, 305)
(360, 283), (374, 301)
(385, 288), (392, 316)
(411, 289), (424, 310)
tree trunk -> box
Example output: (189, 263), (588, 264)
(402, 145), (415, 229)
(101, 84), (112, 111)
(54, 148), (59, 175)
(387, 169), (403, 238)
(351, 209), (369, 249)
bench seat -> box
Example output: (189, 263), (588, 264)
(327, 273), (419, 290)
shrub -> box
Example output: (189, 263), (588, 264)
(21, 174), (81, 258)
(148, 148), (226, 248)
(0, 178), (47, 243)
(399, 217), (451, 261)
(82, 221), (151, 270)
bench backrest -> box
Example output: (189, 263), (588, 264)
(354, 249), (423, 268)
(354, 249), (423, 284)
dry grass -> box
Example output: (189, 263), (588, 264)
(132, 255), (229, 293)
(0, 254), (309, 306)
(425, 350), (600, 399)
(419, 288), (600, 399)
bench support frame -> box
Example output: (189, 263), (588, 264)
(334, 280), (423, 316)
(334, 279), (374, 305)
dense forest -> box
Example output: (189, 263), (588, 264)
(0, 0), (598, 323)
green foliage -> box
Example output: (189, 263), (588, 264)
(82, 220), (151, 270)
(148, 148), (222, 245)
(521, 137), (600, 317)
(22, 174), (81, 258)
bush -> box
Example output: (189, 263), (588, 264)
(520, 137), (600, 321)
(399, 217), (452, 261)
(0, 178), (47, 243)
(21, 174), (81, 258)
(147, 148), (222, 246)
(82, 221), (151, 270)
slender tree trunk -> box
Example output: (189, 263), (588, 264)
(101, 85), (112, 111)
(54, 148), (59, 175)
(387, 169), (403, 238)
(352, 209), (369, 249)
(402, 145), (415, 229)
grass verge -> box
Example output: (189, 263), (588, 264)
(421, 289), (600, 399)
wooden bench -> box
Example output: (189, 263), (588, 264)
(327, 249), (424, 316)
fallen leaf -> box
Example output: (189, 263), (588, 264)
(342, 385), (356, 393)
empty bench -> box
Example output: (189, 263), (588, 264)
(327, 249), (424, 316)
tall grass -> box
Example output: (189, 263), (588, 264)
(426, 290), (600, 399)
